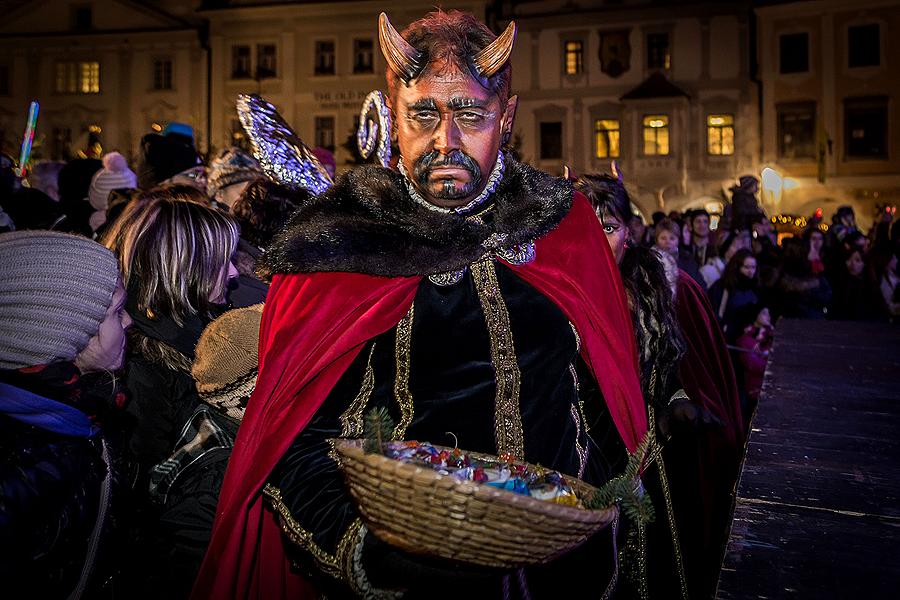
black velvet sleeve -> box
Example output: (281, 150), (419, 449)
(265, 337), (385, 589)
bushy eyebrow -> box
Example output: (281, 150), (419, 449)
(447, 97), (488, 110)
(407, 98), (438, 111)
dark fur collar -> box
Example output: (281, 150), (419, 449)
(259, 156), (572, 278)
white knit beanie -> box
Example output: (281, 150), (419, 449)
(0, 230), (120, 369)
(89, 152), (138, 211)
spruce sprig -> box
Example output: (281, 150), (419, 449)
(363, 407), (395, 455)
(586, 434), (655, 525)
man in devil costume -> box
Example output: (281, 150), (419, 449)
(194, 10), (647, 599)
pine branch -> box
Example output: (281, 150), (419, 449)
(363, 407), (395, 455)
(586, 433), (655, 525)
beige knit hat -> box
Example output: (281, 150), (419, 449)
(207, 147), (263, 199)
(192, 303), (263, 422)
(0, 230), (119, 369)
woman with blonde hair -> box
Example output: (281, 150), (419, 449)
(105, 185), (239, 478)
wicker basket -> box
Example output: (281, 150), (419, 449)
(334, 439), (618, 568)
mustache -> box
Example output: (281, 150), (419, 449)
(412, 150), (482, 186)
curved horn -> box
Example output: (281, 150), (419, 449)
(611, 160), (623, 183)
(473, 21), (517, 79)
(378, 12), (424, 83)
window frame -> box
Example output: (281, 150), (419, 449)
(645, 31), (671, 72)
(706, 113), (735, 156)
(594, 118), (621, 159)
(847, 23), (880, 69)
(352, 38), (374, 75)
(843, 96), (889, 160)
(642, 114), (670, 156)
(778, 32), (810, 75)
(314, 114), (337, 152)
(539, 121), (564, 161)
(314, 39), (337, 77)
(256, 43), (278, 80)
(54, 61), (100, 94)
(563, 40), (584, 75)
(231, 45), (252, 80)
(152, 58), (173, 91)
(776, 101), (817, 160)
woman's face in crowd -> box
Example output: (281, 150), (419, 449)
(75, 279), (132, 373)
(655, 230), (680, 256)
(809, 231), (824, 253)
(209, 260), (240, 304)
(599, 211), (628, 264)
(740, 256), (758, 279)
(846, 251), (865, 277)
(755, 307), (771, 328)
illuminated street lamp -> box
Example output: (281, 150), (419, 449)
(761, 166), (783, 209)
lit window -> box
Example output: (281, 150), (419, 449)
(80, 62), (100, 93)
(354, 39), (374, 74)
(642, 115), (669, 155)
(315, 41), (336, 76)
(564, 41), (583, 75)
(707, 114), (734, 155)
(153, 59), (172, 90)
(315, 116), (335, 151)
(55, 62), (99, 94)
(647, 33), (670, 70)
(257, 44), (277, 79)
(594, 119), (620, 158)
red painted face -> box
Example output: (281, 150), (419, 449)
(391, 63), (517, 208)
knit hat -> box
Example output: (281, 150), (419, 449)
(0, 230), (119, 369)
(207, 148), (263, 199)
(88, 152), (138, 232)
(89, 152), (138, 211)
(191, 304), (263, 422)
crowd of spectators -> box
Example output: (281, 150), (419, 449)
(0, 124), (898, 598)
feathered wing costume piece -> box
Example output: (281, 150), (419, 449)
(356, 90), (392, 167)
(236, 94), (333, 195)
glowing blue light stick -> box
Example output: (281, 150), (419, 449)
(16, 101), (39, 178)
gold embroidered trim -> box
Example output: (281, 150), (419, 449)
(336, 518), (364, 585)
(339, 343), (377, 438)
(471, 259), (525, 459)
(569, 321), (581, 352)
(391, 304), (415, 440)
(263, 483), (342, 579)
(569, 404), (588, 478)
(647, 404), (689, 600)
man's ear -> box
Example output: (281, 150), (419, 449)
(500, 95), (518, 143)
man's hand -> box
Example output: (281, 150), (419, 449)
(658, 396), (724, 440)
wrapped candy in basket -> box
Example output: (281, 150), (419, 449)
(333, 438), (619, 568)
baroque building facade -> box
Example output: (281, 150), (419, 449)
(499, 0), (759, 217)
(756, 0), (900, 227)
(203, 0), (482, 162)
(0, 0), (206, 162)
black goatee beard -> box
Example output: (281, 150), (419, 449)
(412, 149), (483, 200)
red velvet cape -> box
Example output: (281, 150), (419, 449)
(192, 194), (645, 599)
(673, 270), (745, 594)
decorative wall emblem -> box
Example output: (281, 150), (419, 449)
(599, 29), (631, 78)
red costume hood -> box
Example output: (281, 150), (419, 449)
(193, 194), (645, 599)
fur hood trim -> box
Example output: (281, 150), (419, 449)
(259, 155), (572, 278)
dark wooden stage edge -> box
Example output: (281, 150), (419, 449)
(717, 319), (900, 599)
